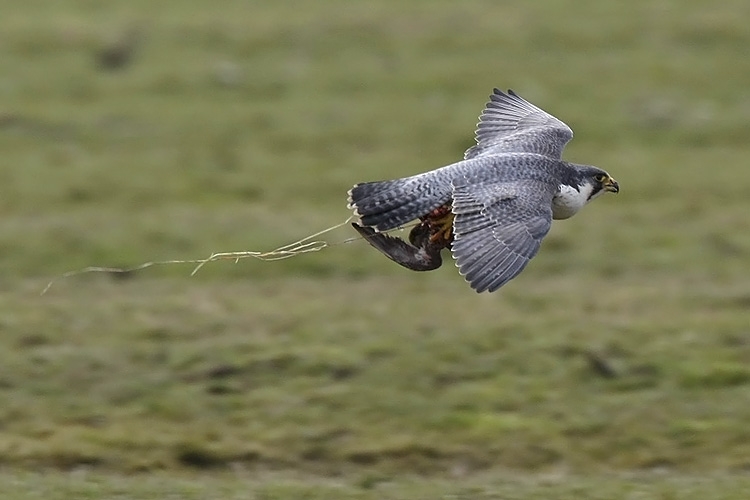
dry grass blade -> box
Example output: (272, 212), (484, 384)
(42, 217), (354, 294)
(189, 217), (353, 275)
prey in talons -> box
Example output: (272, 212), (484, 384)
(352, 203), (454, 272)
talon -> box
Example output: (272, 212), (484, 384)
(423, 205), (454, 244)
(429, 214), (453, 243)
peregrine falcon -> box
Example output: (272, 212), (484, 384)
(348, 88), (619, 293)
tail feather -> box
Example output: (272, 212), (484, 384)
(347, 174), (450, 231)
(347, 179), (406, 211)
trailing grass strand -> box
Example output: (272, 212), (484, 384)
(42, 216), (358, 295)
(188, 216), (355, 275)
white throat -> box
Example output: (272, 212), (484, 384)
(552, 182), (597, 220)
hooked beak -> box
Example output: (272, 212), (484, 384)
(604, 177), (619, 194)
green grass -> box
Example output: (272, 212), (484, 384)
(3, 469), (750, 500)
(2, 0), (750, 497)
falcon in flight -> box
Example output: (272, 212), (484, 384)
(348, 88), (619, 293)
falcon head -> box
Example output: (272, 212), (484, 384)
(553, 165), (619, 220)
(582, 166), (619, 199)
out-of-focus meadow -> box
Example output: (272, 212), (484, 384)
(2, 0), (750, 497)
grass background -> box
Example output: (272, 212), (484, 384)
(2, 0), (750, 497)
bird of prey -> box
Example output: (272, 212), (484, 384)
(347, 88), (619, 293)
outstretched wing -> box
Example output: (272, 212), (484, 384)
(451, 179), (556, 293)
(464, 89), (573, 160)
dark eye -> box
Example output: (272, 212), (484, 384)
(595, 174), (607, 183)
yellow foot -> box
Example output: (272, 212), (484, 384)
(428, 212), (454, 243)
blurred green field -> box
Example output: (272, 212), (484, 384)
(2, 0), (750, 498)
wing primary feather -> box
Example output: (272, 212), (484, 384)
(464, 88), (574, 160)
